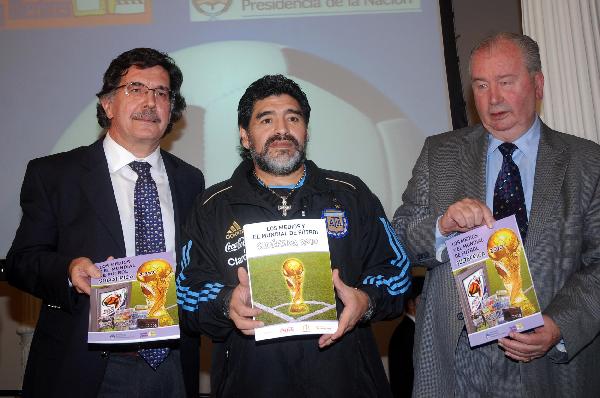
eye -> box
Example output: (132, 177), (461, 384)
(260, 118), (272, 124)
(288, 115), (301, 123)
(155, 89), (170, 99)
(126, 82), (146, 95)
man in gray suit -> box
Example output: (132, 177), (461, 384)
(393, 32), (600, 397)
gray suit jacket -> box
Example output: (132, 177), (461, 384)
(393, 122), (600, 397)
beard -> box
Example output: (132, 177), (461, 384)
(249, 132), (307, 176)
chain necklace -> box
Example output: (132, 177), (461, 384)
(253, 166), (306, 216)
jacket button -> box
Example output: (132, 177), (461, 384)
(457, 312), (464, 320)
(101, 351), (109, 359)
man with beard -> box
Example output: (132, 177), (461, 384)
(6, 48), (204, 398)
(177, 74), (411, 397)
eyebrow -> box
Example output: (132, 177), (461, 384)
(128, 81), (170, 90)
(255, 108), (303, 119)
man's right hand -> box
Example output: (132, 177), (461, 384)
(68, 257), (102, 295)
(229, 267), (263, 335)
(438, 198), (495, 236)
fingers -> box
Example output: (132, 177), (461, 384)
(498, 318), (561, 363)
(331, 269), (346, 292)
(318, 331), (343, 348)
(481, 205), (495, 228)
(498, 336), (539, 360)
(318, 333), (333, 347)
(230, 314), (263, 335)
(319, 313), (348, 349)
(68, 257), (101, 295)
(237, 266), (250, 287)
(439, 198), (495, 235)
(319, 268), (369, 349)
(230, 267), (263, 334)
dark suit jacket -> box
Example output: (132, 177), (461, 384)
(388, 315), (415, 398)
(6, 139), (205, 398)
(393, 123), (600, 397)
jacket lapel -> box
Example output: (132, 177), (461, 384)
(80, 140), (126, 255)
(526, 124), (568, 252)
(162, 151), (182, 250)
(460, 125), (488, 202)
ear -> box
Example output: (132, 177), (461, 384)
(100, 96), (114, 120)
(534, 72), (544, 100)
(240, 127), (250, 149)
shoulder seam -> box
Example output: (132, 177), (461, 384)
(325, 177), (356, 190)
(203, 186), (233, 205)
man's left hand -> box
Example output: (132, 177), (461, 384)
(318, 269), (370, 349)
(498, 314), (562, 362)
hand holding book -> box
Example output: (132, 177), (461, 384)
(498, 314), (562, 362)
(439, 198), (494, 236)
(228, 267), (263, 335)
(318, 269), (369, 348)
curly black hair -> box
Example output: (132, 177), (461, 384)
(237, 74), (311, 159)
(96, 48), (186, 135)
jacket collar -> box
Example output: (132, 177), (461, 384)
(227, 159), (330, 203)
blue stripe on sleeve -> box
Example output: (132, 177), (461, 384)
(361, 218), (411, 296)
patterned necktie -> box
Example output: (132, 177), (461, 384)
(493, 143), (528, 239)
(130, 161), (170, 370)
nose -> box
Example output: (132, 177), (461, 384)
(142, 89), (157, 107)
(489, 83), (503, 105)
(273, 116), (289, 134)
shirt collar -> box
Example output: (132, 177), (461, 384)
(103, 131), (163, 173)
(487, 116), (541, 159)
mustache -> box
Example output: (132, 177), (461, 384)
(131, 109), (161, 123)
(264, 133), (301, 150)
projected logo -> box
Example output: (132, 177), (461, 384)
(189, 0), (421, 21)
(191, 0), (232, 18)
(53, 41), (425, 217)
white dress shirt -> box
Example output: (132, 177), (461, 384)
(103, 132), (176, 257)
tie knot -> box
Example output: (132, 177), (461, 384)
(130, 161), (151, 177)
(498, 142), (517, 158)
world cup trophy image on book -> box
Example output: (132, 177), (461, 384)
(136, 259), (174, 327)
(487, 228), (535, 317)
(282, 258), (309, 315)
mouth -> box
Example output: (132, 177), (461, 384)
(489, 110), (510, 120)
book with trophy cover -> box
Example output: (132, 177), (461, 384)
(244, 219), (338, 341)
(88, 251), (180, 344)
(447, 215), (544, 347)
